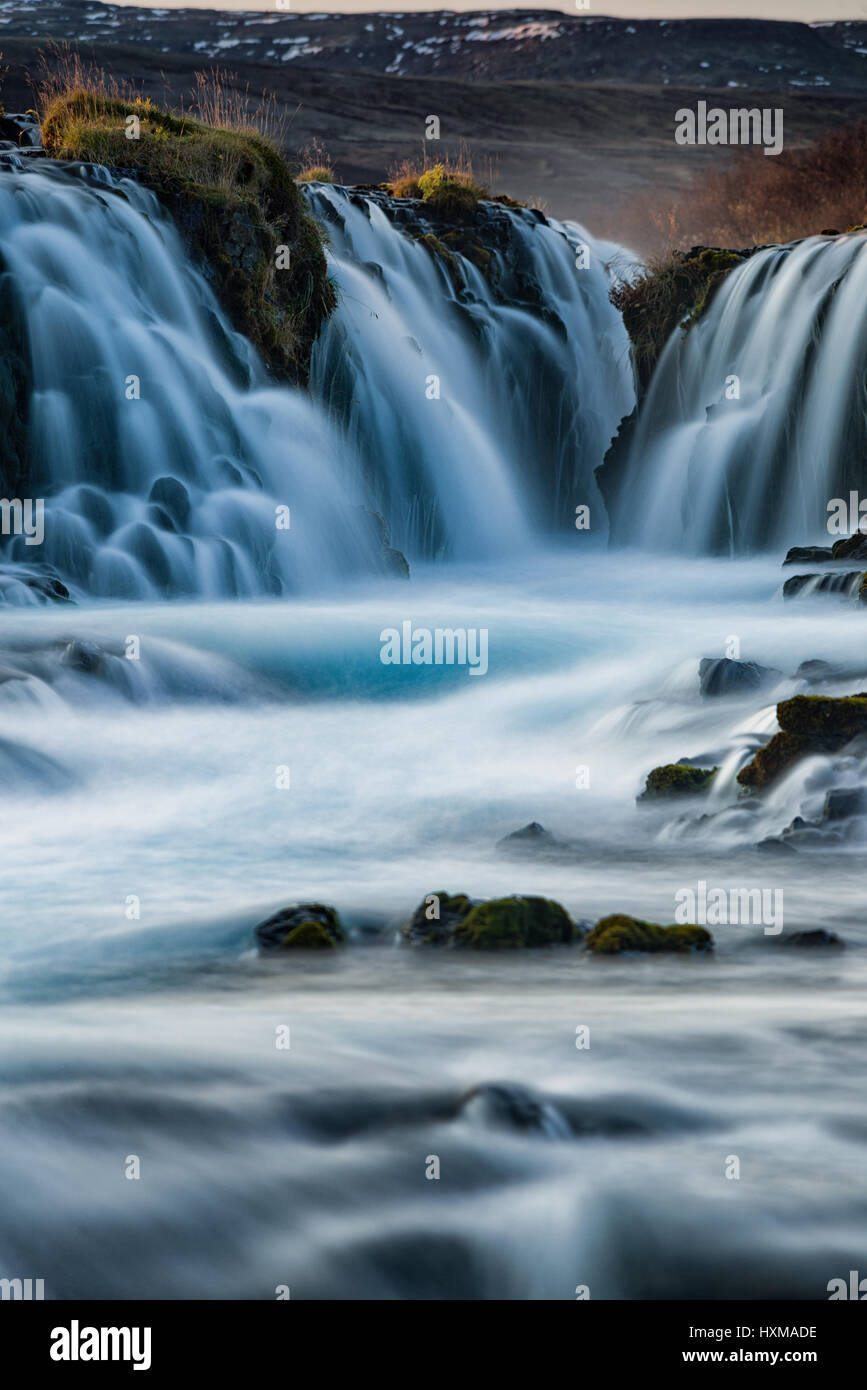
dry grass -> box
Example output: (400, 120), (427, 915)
(621, 120), (867, 253)
(386, 144), (491, 200)
(36, 44), (290, 148)
(296, 139), (335, 183)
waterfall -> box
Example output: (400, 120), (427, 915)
(602, 234), (867, 555)
(306, 184), (634, 560)
(0, 157), (634, 603)
(0, 155), (381, 602)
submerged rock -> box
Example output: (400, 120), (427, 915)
(496, 821), (556, 851)
(401, 892), (475, 946)
(783, 545), (833, 565)
(640, 763), (718, 799)
(822, 787), (867, 821)
(402, 891), (578, 948)
(458, 896), (576, 949)
(454, 895), (577, 949)
(782, 929), (845, 949)
(699, 656), (781, 697)
(254, 902), (345, 951)
(585, 914), (713, 955)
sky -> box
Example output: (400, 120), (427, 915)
(106, 1), (867, 19)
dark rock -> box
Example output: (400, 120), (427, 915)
(755, 836), (798, 855)
(831, 533), (867, 561)
(783, 546), (833, 565)
(60, 639), (104, 673)
(795, 659), (837, 680)
(822, 787), (867, 821)
(699, 656), (782, 697)
(148, 477), (191, 529)
(459, 1083), (568, 1136)
(254, 902), (345, 951)
(496, 821), (556, 850)
(402, 891), (475, 946)
(783, 571), (862, 600)
(782, 929), (845, 948)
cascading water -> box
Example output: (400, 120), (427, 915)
(0, 155), (382, 602)
(307, 184), (634, 559)
(602, 233), (867, 554)
(3, 144), (867, 1304)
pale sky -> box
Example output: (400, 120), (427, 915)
(107, 1), (867, 19)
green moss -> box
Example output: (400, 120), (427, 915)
(41, 92), (334, 382)
(777, 694), (867, 739)
(453, 895), (575, 949)
(281, 921), (337, 949)
(640, 763), (718, 799)
(860, 571), (867, 604)
(585, 914), (713, 956)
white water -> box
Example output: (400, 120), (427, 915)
(607, 233), (867, 553)
(308, 184), (633, 558)
(0, 158), (383, 600)
(0, 166), (865, 1301)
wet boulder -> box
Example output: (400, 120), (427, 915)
(639, 763), (718, 800)
(738, 694), (867, 790)
(401, 891), (475, 946)
(585, 914), (713, 955)
(453, 895), (577, 950)
(496, 821), (557, 851)
(783, 546), (833, 565)
(254, 902), (345, 951)
(782, 929), (845, 949)
(822, 787), (867, 821)
(699, 656), (781, 697)
(832, 533), (867, 561)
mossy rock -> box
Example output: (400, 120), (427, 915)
(417, 164), (486, 223)
(254, 901), (345, 951)
(453, 895), (575, 949)
(585, 914), (713, 956)
(281, 921), (337, 950)
(610, 246), (749, 391)
(831, 533), (867, 561)
(737, 732), (816, 789)
(737, 695), (867, 790)
(402, 891), (475, 946)
(640, 763), (718, 800)
(417, 233), (464, 292)
(860, 572), (867, 605)
(777, 694), (867, 740)
(41, 93), (334, 383)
